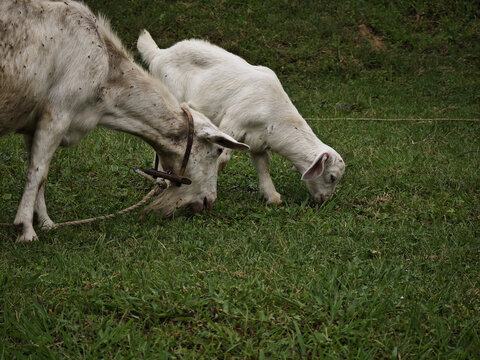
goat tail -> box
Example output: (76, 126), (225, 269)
(137, 29), (159, 66)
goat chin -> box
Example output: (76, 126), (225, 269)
(145, 186), (189, 217)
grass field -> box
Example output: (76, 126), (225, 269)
(1, 0), (479, 358)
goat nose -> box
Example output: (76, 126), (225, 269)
(316, 194), (326, 204)
(191, 200), (205, 213)
(204, 195), (216, 210)
(191, 195), (216, 213)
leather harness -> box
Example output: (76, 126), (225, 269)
(143, 106), (194, 186)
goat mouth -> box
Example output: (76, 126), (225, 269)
(315, 194), (327, 205)
(204, 196), (212, 210)
(189, 196), (214, 213)
(190, 201), (204, 213)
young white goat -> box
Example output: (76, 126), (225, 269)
(0, 1), (248, 243)
(138, 31), (345, 205)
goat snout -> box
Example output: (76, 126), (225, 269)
(191, 195), (216, 213)
(314, 193), (327, 204)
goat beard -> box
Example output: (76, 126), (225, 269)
(145, 186), (189, 217)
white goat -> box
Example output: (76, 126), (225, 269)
(0, 1), (248, 243)
(138, 31), (345, 205)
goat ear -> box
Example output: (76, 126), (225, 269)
(301, 152), (329, 180)
(197, 126), (250, 152)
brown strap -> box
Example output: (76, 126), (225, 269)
(150, 105), (194, 186)
(142, 168), (192, 185)
(154, 151), (160, 171)
(179, 105), (194, 177)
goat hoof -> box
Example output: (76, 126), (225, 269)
(16, 231), (39, 243)
(39, 218), (55, 231)
(265, 193), (283, 206)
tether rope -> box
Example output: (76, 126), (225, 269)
(50, 185), (163, 229)
(0, 169), (166, 229)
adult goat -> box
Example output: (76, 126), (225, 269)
(0, 1), (248, 242)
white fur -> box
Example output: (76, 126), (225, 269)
(138, 31), (345, 205)
(0, 1), (248, 242)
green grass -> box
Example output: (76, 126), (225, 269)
(1, 0), (479, 358)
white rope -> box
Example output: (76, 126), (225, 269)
(0, 169), (167, 229)
(51, 185), (163, 229)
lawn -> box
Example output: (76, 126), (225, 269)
(1, 0), (479, 358)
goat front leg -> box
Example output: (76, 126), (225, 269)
(33, 181), (55, 230)
(24, 135), (54, 230)
(251, 151), (282, 205)
(15, 110), (68, 242)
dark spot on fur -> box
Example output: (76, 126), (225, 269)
(33, 212), (39, 225)
(15, 222), (24, 235)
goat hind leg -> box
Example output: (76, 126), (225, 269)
(34, 182), (55, 230)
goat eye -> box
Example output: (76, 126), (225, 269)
(330, 175), (337, 183)
(217, 148), (224, 155)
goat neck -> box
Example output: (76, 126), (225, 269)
(266, 116), (326, 174)
(97, 59), (188, 160)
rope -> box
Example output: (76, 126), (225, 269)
(0, 171), (167, 229)
(305, 117), (480, 122)
(52, 185), (163, 229)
